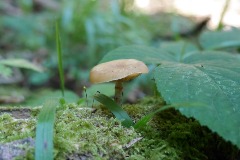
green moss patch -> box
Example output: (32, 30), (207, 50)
(0, 97), (239, 159)
(126, 97), (239, 160)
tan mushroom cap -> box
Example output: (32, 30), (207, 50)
(90, 59), (149, 84)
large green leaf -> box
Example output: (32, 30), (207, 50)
(100, 45), (174, 64)
(160, 41), (199, 62)
(100, 45), (240, 148)
(170, 16), (194, 35)
(83, 83), (115, 107)
(154, 52), (240, 148)
(85, 83), (115, 98)
(199, 29), (240, 50)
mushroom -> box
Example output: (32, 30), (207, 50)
(90, 59), (149, 105)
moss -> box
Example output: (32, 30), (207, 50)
(129, 97), (239, 160)
(0, 97), (239, 159)
(54, 104), (134, 159)
(53, 103), (179, 159)
(151, 108), (239, 160)
(0, 113), (36, 143)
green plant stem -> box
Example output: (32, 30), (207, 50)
(56, 21), (65, 97)
(217, 0), (231, 30)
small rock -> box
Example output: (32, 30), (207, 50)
(0, 138), (35, 160)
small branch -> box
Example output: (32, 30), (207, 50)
(123, 137), (143, 149)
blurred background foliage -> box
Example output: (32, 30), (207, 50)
(0, 0), (238, 105)
(0, 0), (153, 88)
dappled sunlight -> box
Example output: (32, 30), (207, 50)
(134, 0), (240, 28)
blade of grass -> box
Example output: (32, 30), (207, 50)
(217, 0), (231, 30)
(35, 100), (58, 160)
(134, 102), (205, 129)
(93, 93), (134, 127)
(56, 21), (65, 97)
(134, 105), (173, 129)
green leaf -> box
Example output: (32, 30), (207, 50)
(100, 45), (174, 64)
(154, 51), (240, 148)
(184, 51), (238, 63)
(35, 99), (58, 160)
(199, 29), (240, 50)
(83, 83), (115, 107)
(0, 64), (12, 77)
(85, 83), (115, 98)
(93, 93), (134, 127)
(0, 59), (43, 72)
(24, 89), (79, 107)
(170, 16), (194, 34)
(160, 41), (199, 62)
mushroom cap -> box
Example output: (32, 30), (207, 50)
(90, 59), (149, 84)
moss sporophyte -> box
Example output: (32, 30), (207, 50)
(90, 59), (149, 105)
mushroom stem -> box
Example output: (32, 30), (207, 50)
(114, 81), (123, 105)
